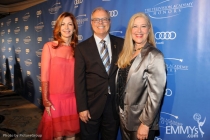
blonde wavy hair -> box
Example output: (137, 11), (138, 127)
(117, 12), (156, 68)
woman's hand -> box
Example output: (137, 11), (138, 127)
(45, 105), (55, 116)
(137, 123), (149, 140)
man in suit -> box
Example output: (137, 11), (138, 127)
(74, 7), (124, 140)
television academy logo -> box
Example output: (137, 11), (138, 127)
(145, 1), (193, 19)
(23, 36), (31, 44)
(1, 30), (5, 36)
(24, 59), (32, 66)
(14, 27), (20, 34)
(2, 63), (6, 69)
(36, 49), (42, 57)
(76, 14), (88, 27)
(8, 56), (13, 62)
(7, 38), (12, 44)
(109, 30), (124, 38)
(15, 47), (21, 54)
(35, 22), (44, 32)
(1, 46), (6, 52)
(164, 58), (188, 75)
(74, 0), (83, 8)
(23, 12), (30, 21)
(49, 2), (62, 14)
(6, 19), (11, 26)
(2, 39), (4, 43)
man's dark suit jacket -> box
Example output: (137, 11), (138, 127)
(74, 34), (124, 119)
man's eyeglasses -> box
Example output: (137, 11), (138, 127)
(91, 18), (110, 23)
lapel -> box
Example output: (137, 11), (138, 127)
(109, 35), (118, 76)
(126, 43), (151, 83)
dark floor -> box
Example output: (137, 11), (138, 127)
(0, 83), (43, 140)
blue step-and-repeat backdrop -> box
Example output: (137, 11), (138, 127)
(0, 0), (209, 139)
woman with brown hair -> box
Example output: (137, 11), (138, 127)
(37, 12), (80, 140)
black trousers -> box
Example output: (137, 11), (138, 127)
(79, 94), (119, 140)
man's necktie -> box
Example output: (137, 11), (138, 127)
(100, 40), (111, 74)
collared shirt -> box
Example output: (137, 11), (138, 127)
(94, 34), (112, 62)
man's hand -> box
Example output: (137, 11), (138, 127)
(79, 110), (91, 123)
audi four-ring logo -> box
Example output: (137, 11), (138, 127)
(74, 0), (83, 5)
(155, 31), (176, 40)
(109, 10), (118, 17)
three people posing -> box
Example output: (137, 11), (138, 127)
(38, 7), (166, 140)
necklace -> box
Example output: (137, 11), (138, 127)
(134, 47), (143, 51)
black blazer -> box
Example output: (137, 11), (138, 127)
(74, 34), (123, 119)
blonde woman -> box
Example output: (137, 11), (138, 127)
(116, 12), (166, 140)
